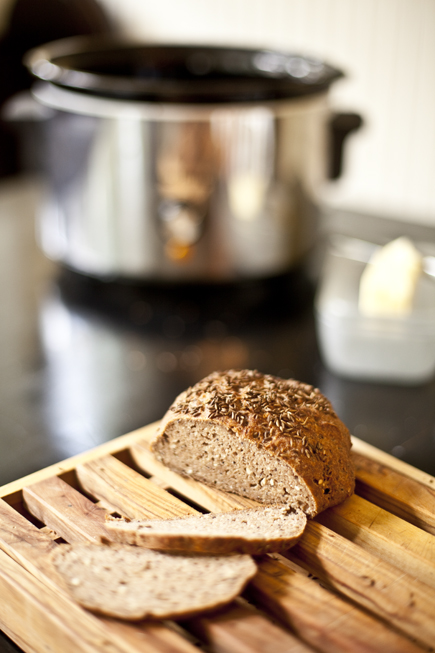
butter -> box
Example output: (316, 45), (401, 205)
(358, 237), (422, 316)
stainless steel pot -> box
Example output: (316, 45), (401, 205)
(26, 39), (361, 282)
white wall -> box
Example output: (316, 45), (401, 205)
(101, 0), (435, 226)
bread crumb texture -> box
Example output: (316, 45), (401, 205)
(106, 505), (307, 555)
(152, 369), (355, 516)
(51, 543), (257, 620)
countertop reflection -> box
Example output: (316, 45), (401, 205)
(1, 174), (435, 492)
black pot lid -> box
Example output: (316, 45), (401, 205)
(25, 37), (344, 103)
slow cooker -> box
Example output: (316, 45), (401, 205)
(26, 38), (361, 282)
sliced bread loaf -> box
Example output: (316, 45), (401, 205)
(105, 506), (307, 555)
(151, 369), (355, 517)
(50, 543), (257, 621)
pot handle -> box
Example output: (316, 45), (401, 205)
(329, 112), (363, 179)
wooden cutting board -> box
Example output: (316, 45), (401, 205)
(0, 422), (434, 653)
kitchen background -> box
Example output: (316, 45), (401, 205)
(97, 0), (435, 228)
(1, 0), (435, 225)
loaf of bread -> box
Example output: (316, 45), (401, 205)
(105, 506), (307, 555)
(151, 369), (355, 517)
(50, 542), (257, 620)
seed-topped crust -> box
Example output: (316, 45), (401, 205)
(152, 369), (355, 516)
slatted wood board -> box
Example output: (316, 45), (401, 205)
(1, 422), (435, 653)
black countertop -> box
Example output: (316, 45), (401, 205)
(1, 174), (435, 651)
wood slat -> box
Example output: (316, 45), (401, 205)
(129, 442), (426, 653)
(353, 452), (435, 535)
(0, 547), (124, 653)
(0, 498), (202, 653)
(100, 620), (201, 653)
(21, 471), (317, 653)
(70, 451), (423, 653)
(23, 476), (112, 544)
(1, 423), (433, 653)
(0, 624), (41, 653)
(248, 555), (423, 653)
(290, 520), (435, 650)
(76, 455), (196, 519)
(0, 504), (161, 653)
(8, 479), (428, 650)
(69, 457), (321, 652)
(0, 499), (58, 574)
(316, 494), (435, 588)
(135, 426), (435, 626)
(351, 436), (435, 490)
(186, 599), (315, 653)
(95, 497), (127, 515)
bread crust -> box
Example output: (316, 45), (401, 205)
(152, 369), (355, 516)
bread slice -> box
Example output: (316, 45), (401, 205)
(151, 369), (355, 517)
(50, 543), (257, 621)
(105, 506), (307, 555)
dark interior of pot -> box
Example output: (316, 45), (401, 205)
(27, 41), (343, 102)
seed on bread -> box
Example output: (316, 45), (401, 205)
(151, 369), (355, 516)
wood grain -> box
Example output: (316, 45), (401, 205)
(353, 452), (435, 535)
(0, 623), (41, 653)
(351, 436), (435, 490)
(316, 494), (435, 588)
(0, 499), (59, 574)
(0, 498), (202, 653)
(248, 555), (423, 653)
(100, 619), (202, 653)
(38, 454), (419, 653)
(130, 441), (426, 653)
(76, 454), (196, 519)
(1, 422), (434, 653)
(0, 547), (124, 653)
(186, 599), (315, 653)
(23, 476), (112, 544)
(290, 520), (435, 650)
(17, 469), (320, 653)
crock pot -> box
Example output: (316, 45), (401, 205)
(25, 38), (361, 282)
